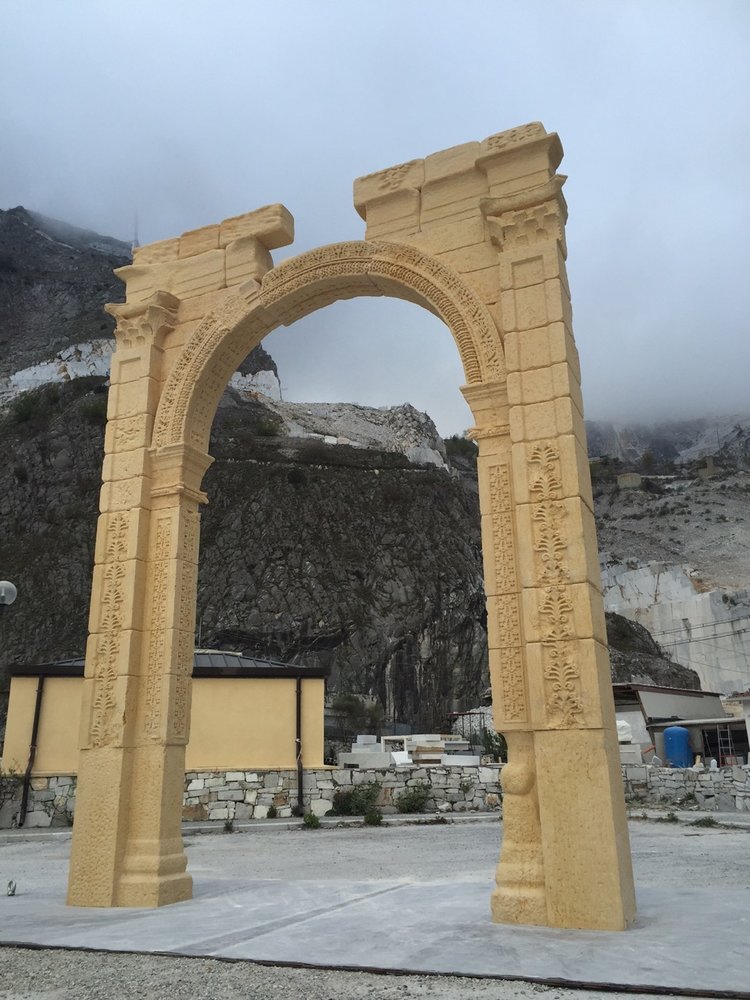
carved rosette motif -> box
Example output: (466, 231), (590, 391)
(143, 516), (171, 739)
(376, 161), (419, 192)
(152, 241), (505, 451)
(485, 123), (546, 152)
(90, 513), (128, 748)
(528, 443), (583, 727)
(488, 464), (526, 723)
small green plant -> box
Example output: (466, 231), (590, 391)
(690, 816), (718, 828)
(656, 811), (679, 823)
(255, 416), (284, 437)
(287, 468), (307, 487)
(395, 782), (431, 814)
(0, 768), (23, 813)
(303, 812), (320, 829)
(10, 393), (37, 423)
(266, 805), (278, 819)
(330, 781), (381, 817)
(290, 803), (304, 817)
(481, 729), (507, 762)
(223, 818), (234, 833)
(444, 434), (478, 463)
(363, 808), (382, 826)
(80, 395), (108, 425)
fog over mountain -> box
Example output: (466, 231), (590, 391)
(1, 2), (748, 434)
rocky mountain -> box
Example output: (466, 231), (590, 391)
(0, 207), (127, 379)
(0, 208), (742, 740)
(586, 417), (750, 467)
(606, 611), (699, 688)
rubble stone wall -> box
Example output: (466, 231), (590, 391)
(622, 763), (750, 811)
(0, 765), (503, 828)
(5, 763), (749, 829)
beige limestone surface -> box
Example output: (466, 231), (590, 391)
(68, 123), (635, 930)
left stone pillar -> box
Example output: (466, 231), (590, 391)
(67, 292), (206, 907)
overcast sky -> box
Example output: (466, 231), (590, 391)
(2, 1), (748, 435)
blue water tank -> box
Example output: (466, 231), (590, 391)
(664, 725), (691, 768)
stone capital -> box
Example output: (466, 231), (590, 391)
(149, 443), (213, 504)
(106, 291), (180, 351)
(463, 380), (510, 440)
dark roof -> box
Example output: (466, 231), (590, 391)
(11, 650), (328, 680)
(612, 682), (722, 698)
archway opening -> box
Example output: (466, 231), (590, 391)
(191, 292), (489, 777)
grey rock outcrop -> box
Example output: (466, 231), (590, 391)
(605, 612), (700, 689)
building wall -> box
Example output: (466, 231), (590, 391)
(2, 677), (82, 774)
(187, 677), (324, 770)
(1, 675), (325, 775)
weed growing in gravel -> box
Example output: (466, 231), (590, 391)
(223, 819), (234, 833)
(266, 805), (278, 819)
(303, 812), (320, 829)
(655, 811), (680, 823)
(363, 808), (382, 826)
(690, 816), (718, 828)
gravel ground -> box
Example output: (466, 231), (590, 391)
(1, 816), (747, 999)
(0, 946), (692, 1000)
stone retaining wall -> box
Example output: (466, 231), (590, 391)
(622, 763), (750, 811)
(0, 765), (503, 828)
(5, 763), (750, 829)
(182, 765), (504, 822)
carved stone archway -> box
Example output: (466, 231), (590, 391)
(67, 123), (636, 931)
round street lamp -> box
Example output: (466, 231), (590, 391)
(0, 581), (18, 608)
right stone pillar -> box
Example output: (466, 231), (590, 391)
(465, 173), (636, 932)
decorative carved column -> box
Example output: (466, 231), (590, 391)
(475, 131), (636, 930)
(67, 292), (205, 907)
(112, 444), (209, 907)
(464, 382), (546, 925)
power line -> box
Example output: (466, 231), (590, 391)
(642, 612), (750, 639)
(660, 628), (750, 648)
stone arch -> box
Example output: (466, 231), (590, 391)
(68, 125), (637, 933)
(152, 239), (505, 457)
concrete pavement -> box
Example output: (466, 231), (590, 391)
(1, 814), (748, 996)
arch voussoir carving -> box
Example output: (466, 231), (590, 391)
(151, 240), (503, 454)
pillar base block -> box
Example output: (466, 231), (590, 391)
(491, 884), (547, 926)
(114, 871), (193, 908)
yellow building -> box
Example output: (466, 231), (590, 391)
(2, 650), (327, 778)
